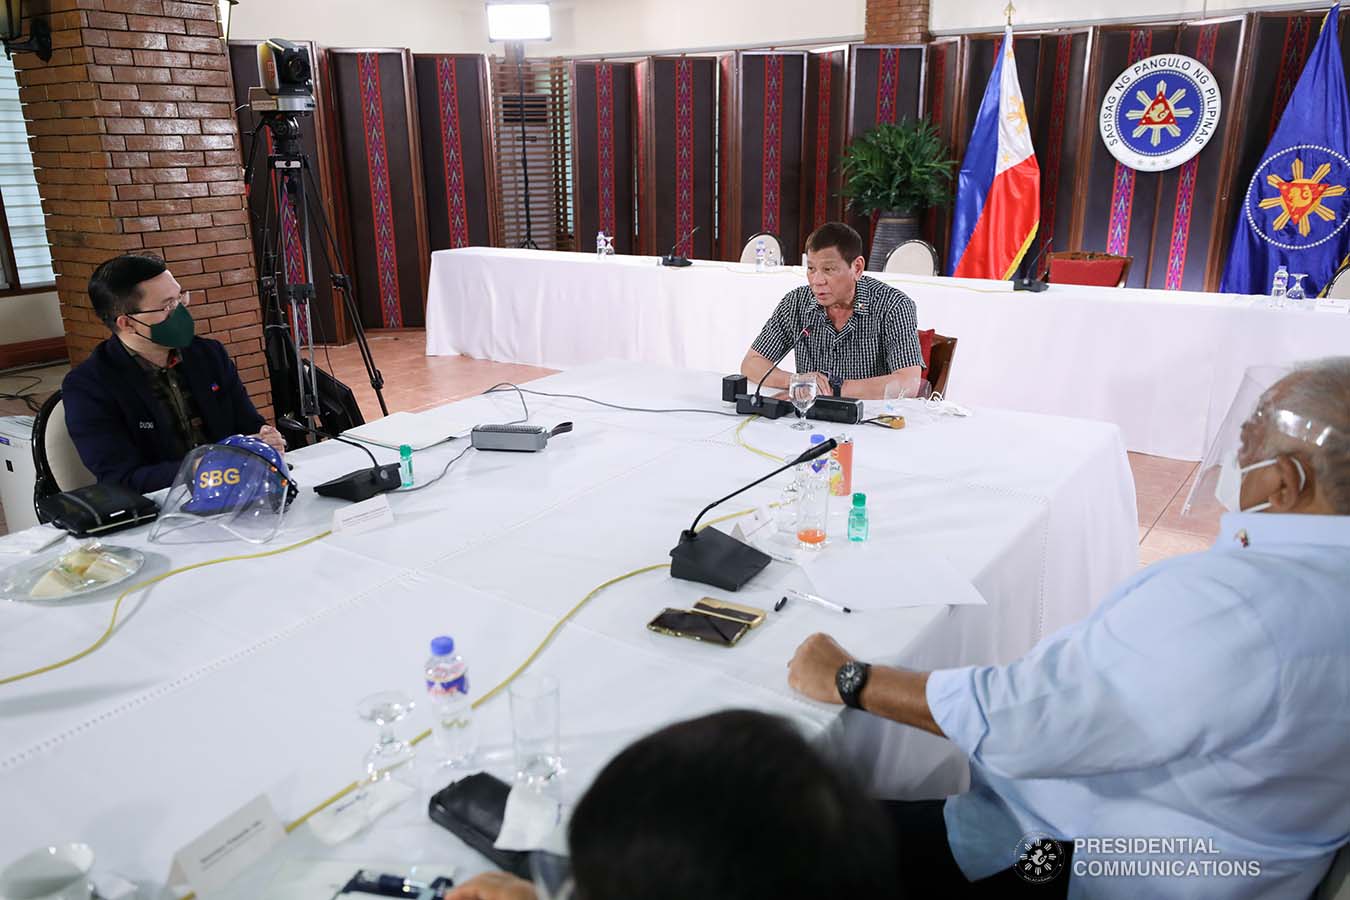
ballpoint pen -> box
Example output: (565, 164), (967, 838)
(781, 588), (852, 614)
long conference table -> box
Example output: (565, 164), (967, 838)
(0, 363), (1138, 895)
(425, 247), (1350, 461)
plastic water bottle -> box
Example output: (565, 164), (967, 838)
(424, 636), (476, 766)
(755, 238), (766, 272)
(1271, 265), (1289, 308)
(848, 492), (869, 542)
(596, 231), (607, 256)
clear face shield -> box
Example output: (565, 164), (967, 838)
(1183, 367), (1338, 517)
(150, 437), (298, 545)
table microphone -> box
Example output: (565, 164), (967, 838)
(735, 322), (813, 418)
(670, 437), (837, 591)
(1013, 231), (1053, 293)
(279, 415), (403, 502)
(661, 225), (700, 267)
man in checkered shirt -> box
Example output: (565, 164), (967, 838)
(739, 222), (925, 400)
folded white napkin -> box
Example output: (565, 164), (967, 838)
(495, 781), (569, 855)
(0, 524), (66, 555)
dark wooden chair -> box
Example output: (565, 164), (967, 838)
(927, 333), (957, 397)
(1045, 251), (1132, 288)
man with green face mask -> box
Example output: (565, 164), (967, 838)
(61, 254), (285, 493)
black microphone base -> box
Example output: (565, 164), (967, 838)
(670, 527), (772, 592)
(660, 254), (693, 267)
(1012, 277), (1049, 292)
(314, 463), (403, 502)
(734, 393), (794, 419)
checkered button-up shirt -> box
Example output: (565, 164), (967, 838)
(750, 275), (924, 381)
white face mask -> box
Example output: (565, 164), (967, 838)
(1214, 450), (1306, 513)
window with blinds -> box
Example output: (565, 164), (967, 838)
(0, 54), (55, 290)
(490, 55), (573, 251)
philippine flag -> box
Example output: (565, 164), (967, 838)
(948, 26), (1040, 280)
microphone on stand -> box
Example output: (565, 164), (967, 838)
(732, 322), (815, 419)
(661, 225), (700, 267)
(279, 415), (403, 503)
(1012, 231), (1053, 292)
(670, 437), (838, 591)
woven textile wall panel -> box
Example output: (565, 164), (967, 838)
(572, 61), (636, 254)
(802, 49), (847, 247)
(719, 51), (808, 262)
(329, 50), (429, 329)
(846, 44), (926, 258)
(413, 54), (498, 253)
(924, 38), (961, 267)
(635, 56), (718, 259)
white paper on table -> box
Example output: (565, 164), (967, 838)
(800, 540), (986, 610)
(495, 782), (569, 855)
(0, 524), (67, 555)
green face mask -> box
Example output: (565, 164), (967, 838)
(131, 303), (195, 349)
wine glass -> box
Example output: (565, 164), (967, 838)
(357, 691), (417, 783)
(788, 373), (818, 430)
(1286, 273), (1308, 310)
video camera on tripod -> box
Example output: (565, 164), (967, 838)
(242, 38), (389, 451)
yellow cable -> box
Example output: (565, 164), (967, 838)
(734, 415), (786, 462)
(0, 530), (334, 687)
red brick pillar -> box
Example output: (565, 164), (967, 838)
(12, 0), (271, 421)
(866, 0), (931, 44)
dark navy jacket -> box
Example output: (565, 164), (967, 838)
(62, 336), (265, 493)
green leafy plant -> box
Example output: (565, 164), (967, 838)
(841, 120), (955, 216)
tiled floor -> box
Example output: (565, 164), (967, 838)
(0, 332), (1224, 564)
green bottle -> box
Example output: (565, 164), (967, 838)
(847, 492), (869, 542)
(399, 444), (414, 488)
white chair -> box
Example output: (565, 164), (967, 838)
(740, 232), (784, 267)
(1325, 268), (1350, 300)
(883, 239), (940, 276)
(32, 390), (96, 517)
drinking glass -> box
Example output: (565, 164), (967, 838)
(1286, 273), (1307, 309)
(530, 852), (576, 900)
(357, 691), (417, 782)
(511, 675), (563, 787)
(788, 373), (818, 430)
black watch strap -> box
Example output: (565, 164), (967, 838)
(836, 661), (871, 710)
(830, 374), (844, 398)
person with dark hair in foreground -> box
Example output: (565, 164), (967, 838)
(62, 254), (284, 493)
(740, 221), (924, 401)
(446, 709), (899, 900)
(786, 359), (1350, 898)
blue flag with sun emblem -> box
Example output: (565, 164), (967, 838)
(1221, 4), (1350, 297)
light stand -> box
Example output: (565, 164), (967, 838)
(509, 41), (539, 250)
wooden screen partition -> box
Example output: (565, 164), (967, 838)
(1029, 31), (1092, 274)
(1072, 24), (1182, 289)
(802, 49), (847, 247)
(718, 51), (809, 262)
(924, 37), (962, 267)
(228, 40), (347, 345)
(327, 49), (431, 329)
(413, 54), (499, 252)
(846, 44), (926, 259)
(572, 61), (637, 254)
(635, 56), (718, 260)
(490, 56), (574, 252)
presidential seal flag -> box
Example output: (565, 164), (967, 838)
(1221, 4), (1350, 297)
(948, 24), (1040, 280)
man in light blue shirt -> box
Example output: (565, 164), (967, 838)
(788, 358), (1350, 898)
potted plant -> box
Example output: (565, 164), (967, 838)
(841, 120), (955, 271)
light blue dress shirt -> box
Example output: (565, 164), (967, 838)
(926, 512), (1350, 899)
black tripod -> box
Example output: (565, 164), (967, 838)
(244, 112), (389, 446)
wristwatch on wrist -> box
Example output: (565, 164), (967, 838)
(836, 660), (871, 710)
(829, 373), (844, 398)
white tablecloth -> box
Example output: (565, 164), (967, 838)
(426, 247), (1350, 459)
(0, 363), (1137, 894)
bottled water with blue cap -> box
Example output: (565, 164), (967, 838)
(425, 635), (476, 766)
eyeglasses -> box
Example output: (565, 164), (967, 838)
(130, 291), (192, 317)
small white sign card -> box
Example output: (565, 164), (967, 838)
(331, 493), (396, 535)
(170, 794), (286, 897)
